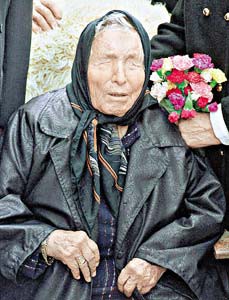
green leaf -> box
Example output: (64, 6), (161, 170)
(157, 70), (163, 78)
(194, 67), (202, 73)
(159, 98), (181, 114)
(176, 81), (187, 89)
(183, 94), (194, 110)
(165, 70), (172, 76)
(210, 80), (217, 88)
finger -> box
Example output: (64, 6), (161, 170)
(41, 0), (62, 19)
(82, 248), (97, 277)
(117, 269), (130, 293)
(35, 3), (58, 29)
(32, 21), (41, 33)
(87, 239), (100, 267)
(32, 11), (52, 31)
(123, 278), (137, 298)
(138, 282), (154, 295)
(67, 261), (80, 280)
(76, 255), (91, 283)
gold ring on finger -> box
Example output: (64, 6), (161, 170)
(76, 255), (86, 266)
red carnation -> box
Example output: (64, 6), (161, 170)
(181, 109), (196, 119)
(189, 110), (197, 118)
(167, 69), (186, 84)
(197, 97), (209, 108)
(186, 71), (202, 83)
(181, 110), (190, 119)
(168, 112), (180, 123)
(166, 88), (182, 97)
(184, 85), (193, 95)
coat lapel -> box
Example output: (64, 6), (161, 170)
(116, 135), (168, 251)
(49, 138), (83, 227)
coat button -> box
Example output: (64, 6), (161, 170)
(224, 13), (229, 21)
(216, 84), (223, 92)
(203, 8), (211, 17)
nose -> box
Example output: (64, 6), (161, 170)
(112, 61), (127, 85)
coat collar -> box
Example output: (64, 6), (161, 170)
(38, 88), (79, 138)
(38, 88), (185, 148)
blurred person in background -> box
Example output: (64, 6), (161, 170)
(0, 0), (62, 150)
(151, 0), (177, 13)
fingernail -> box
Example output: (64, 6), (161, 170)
(76, 276), (80, 280)
(87, 278), (91, 283)
(92, 271), (96, 277)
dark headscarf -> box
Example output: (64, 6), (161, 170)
(66, 10), (157, 232)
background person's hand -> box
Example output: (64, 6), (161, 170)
(178, 112), (220, 148)
(117, 258), (166, 297)
(32, 0), (62, 33)
(46, 230), (100, 282)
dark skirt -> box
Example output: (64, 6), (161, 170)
(92, 286), (131, 300)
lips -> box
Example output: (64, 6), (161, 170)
(109, 93), (128, 97)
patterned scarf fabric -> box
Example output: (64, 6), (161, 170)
(66, 10), (157, 232)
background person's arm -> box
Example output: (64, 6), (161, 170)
(32, 0), (62, 33)
(0, 0), (32, 128)
(151, 0), (186, 60)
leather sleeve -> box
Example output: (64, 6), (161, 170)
(135, 149), (226, 294)
(151, 0), (186, 60)
(0, 109), (55, 282)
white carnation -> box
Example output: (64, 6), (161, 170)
(150, 82), (168, 102)
(150, 72), (163, 83)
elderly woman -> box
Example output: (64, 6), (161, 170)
(0, 10), (228, 300)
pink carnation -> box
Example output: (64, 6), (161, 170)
(190, 82), (213, 101)
(172, 55), (194, 71)
(208, 102), (218, 112)
(150, 58), (164, 71)
(168, 93), (185, 110)
(192, 53), (214, 70)
(168, 112), (180, 123)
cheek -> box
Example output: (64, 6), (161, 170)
(130, 71), (145, 95)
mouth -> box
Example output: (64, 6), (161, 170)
(108, 93), (128, 97)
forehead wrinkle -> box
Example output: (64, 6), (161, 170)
(91, 34), (143, 61)
(91, 28), (143, 53)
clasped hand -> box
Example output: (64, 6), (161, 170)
(47, 230), (166, 296)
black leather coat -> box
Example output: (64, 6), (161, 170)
(0, 89), (228, 300)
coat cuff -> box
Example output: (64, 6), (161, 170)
(210, 104), (229, 145)
(221, 96), (229, 132)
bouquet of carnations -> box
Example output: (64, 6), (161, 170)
(150, 53), (227, 123)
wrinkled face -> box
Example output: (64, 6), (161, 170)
(87, 28), (145, 117)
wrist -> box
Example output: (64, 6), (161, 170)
(41, 235), (55, 266)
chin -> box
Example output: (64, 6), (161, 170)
(101, 107), (127, 117)
(107, 110), (126, 117)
